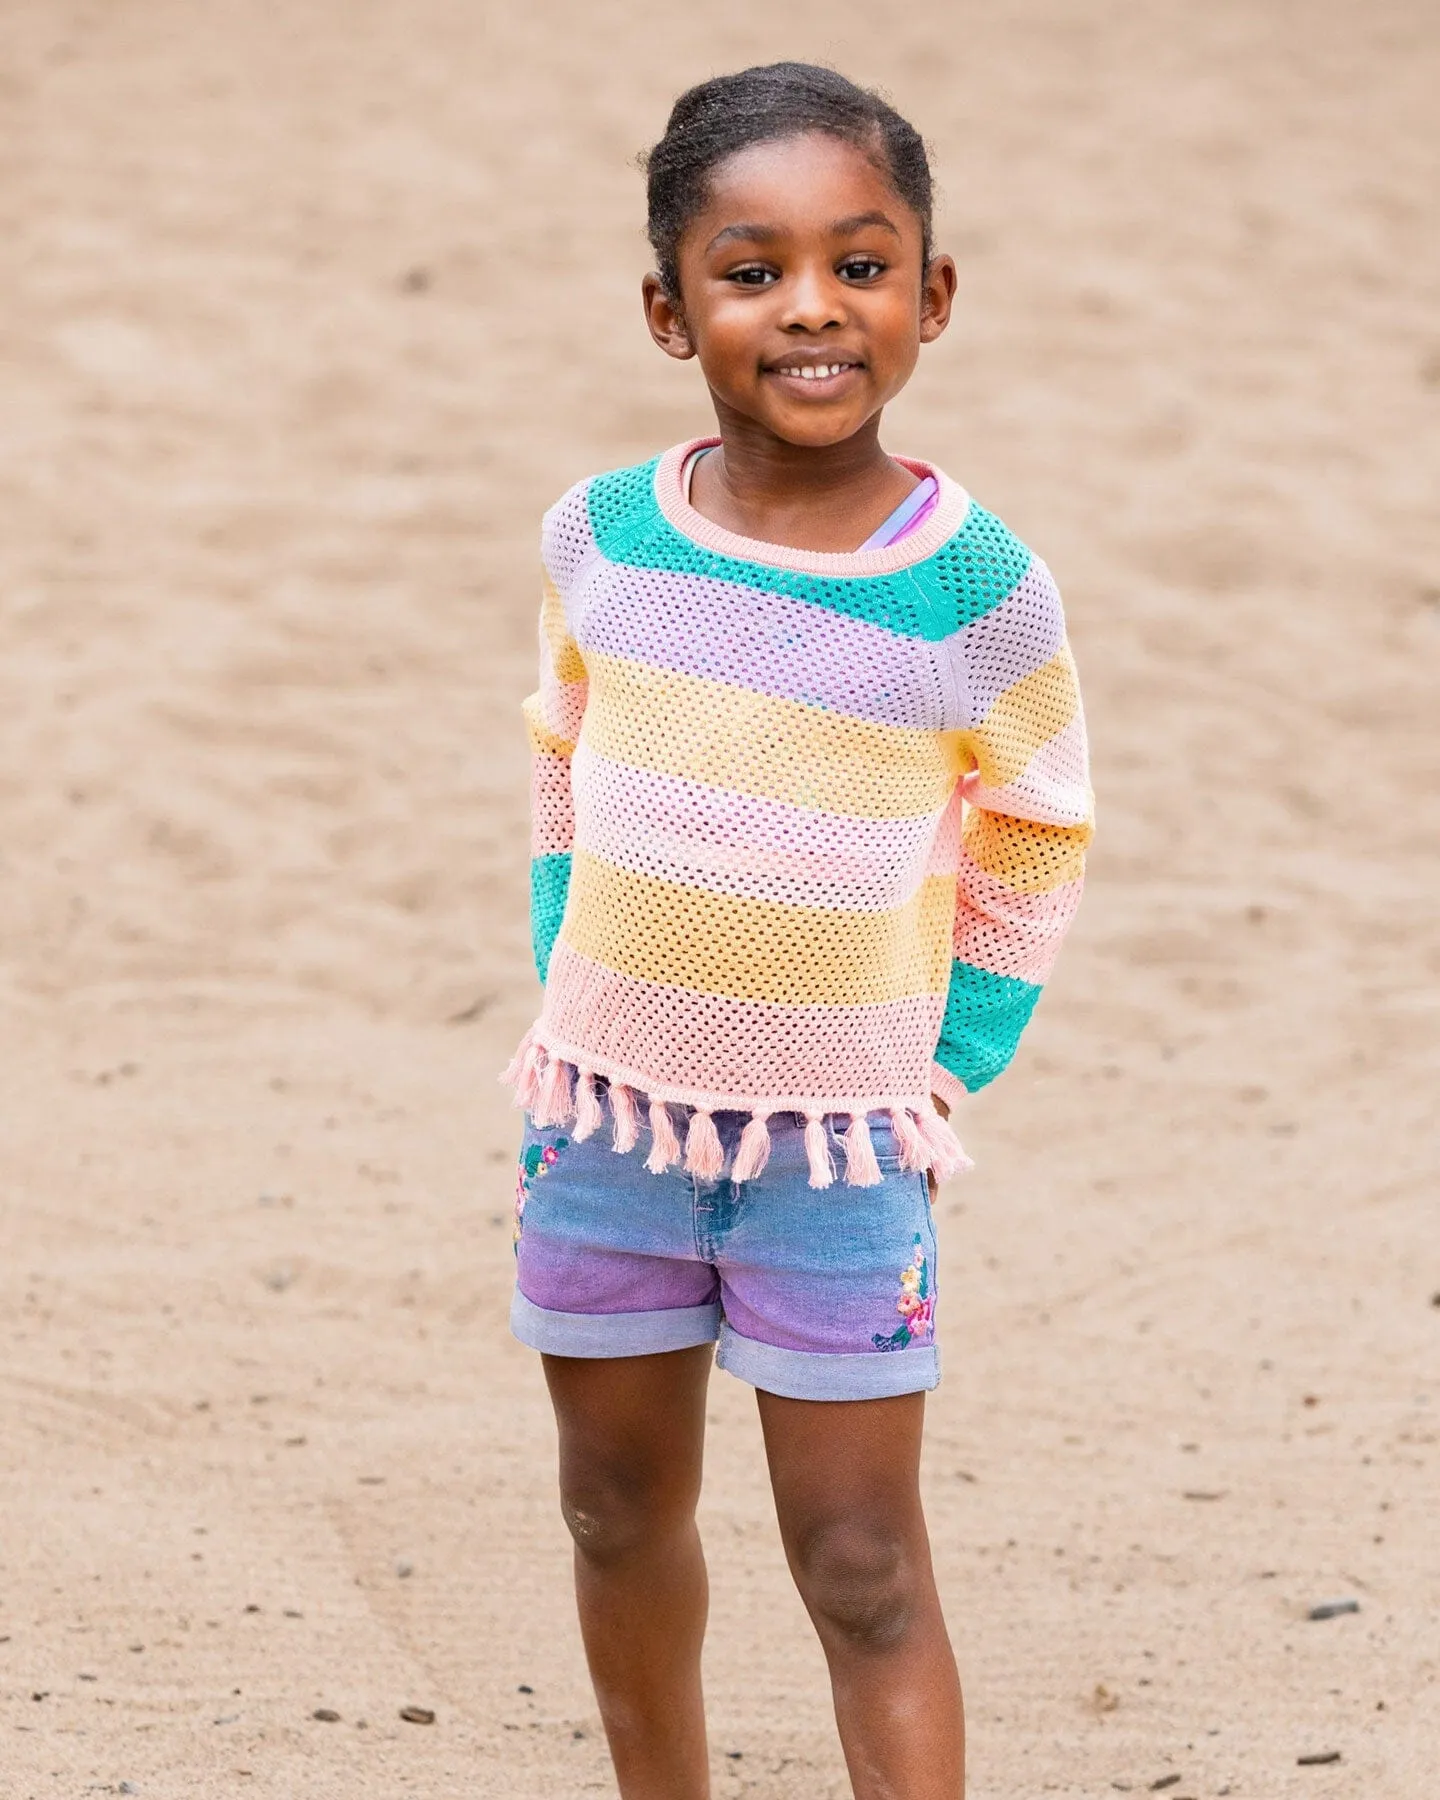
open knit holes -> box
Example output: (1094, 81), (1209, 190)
(541, 947), (946, 1101)
(563, 847), (953, 1008)
(573, 749), (943, 913)
(576, 561), (956, 729)
(958, 564), (1068, 721)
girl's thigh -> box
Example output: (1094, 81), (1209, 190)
(543, 1344), (714, 1520)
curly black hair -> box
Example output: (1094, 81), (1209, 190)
(643, 63), (934, 300)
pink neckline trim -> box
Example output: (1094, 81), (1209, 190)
(656, 438), (970, 576)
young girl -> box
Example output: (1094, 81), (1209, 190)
(503, 62), (1092, 1800)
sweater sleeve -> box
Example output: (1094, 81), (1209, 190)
(932, 559), (1094, 1104)
(522, 559), (587, 984)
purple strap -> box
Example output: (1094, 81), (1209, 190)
(858, 476), (940, 550)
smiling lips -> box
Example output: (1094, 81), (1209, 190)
(768, 359), (862, 387)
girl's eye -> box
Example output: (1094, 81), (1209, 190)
(727, 266), (778, 287)
(839, 257), (886, 282)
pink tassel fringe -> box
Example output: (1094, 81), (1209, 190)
(498, 1029), (532, 1089)
(842, 1112), (884, 1187)
(512, 1042), (544, 1113)
(531, 1053), (573, 1129)
(684, 1108), (725, 1179)
(916, 1107), (973, 1180)
(890, 1108), (929, 1173)
(610, 1083), (641, 1155)
(645, 1099), (680, 1175)
(731, 1113), (772, 1183)
(572, 1069), (603, 1142)
(803, 1115), (835, 1190)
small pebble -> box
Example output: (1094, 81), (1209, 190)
(119, 1786), (139, 1797)
(1308, 1599), (1360, 1621)
(517, 1683), (533, 1694)
(399, 1705), (436, 1725)
(395, 1560), (414, 1579)
(1298, 1751), (1342, 1766)
(1151, 1779), (1182, 1792)
(312, 1708), (341, 1723)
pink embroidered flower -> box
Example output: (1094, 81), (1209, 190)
(873, 1236), (934, 1352)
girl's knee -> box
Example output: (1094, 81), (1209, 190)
(558, 1464), (695, 1567)
(791, 1519), (919, 1653)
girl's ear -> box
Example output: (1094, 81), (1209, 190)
(642, 273), (697, 360)
(919, 253), (958, 344)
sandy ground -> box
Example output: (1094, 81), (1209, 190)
(3, 1), (1438, 1795)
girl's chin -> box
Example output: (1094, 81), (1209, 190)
(749, 405), (877, 448)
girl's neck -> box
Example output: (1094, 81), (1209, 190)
(688, 405), (918, 553)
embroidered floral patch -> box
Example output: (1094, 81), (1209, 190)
(872, 1234), (933, 1351)
(514, 1137), (567, 1251)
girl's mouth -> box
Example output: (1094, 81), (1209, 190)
(767, 360), (863, 393)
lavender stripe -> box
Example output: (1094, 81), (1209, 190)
(574, 559), (955, 729)
(956, 562), (1065, 723)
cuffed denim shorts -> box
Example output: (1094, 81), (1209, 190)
(509, 1103), (939, 1402)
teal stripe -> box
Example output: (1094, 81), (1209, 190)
(584, 459), (1033, 641)
(530, 853), (572, 984)
(933, 960), (1042, 1092)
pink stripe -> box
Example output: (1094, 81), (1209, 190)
(540, 666), (586, 743)
(539, 940), (944, 1105)
(571, 744), (946, 911)
(953, 852), (1085, 984)
(531, 751), (574, 857)
(923, 787), (966, 876)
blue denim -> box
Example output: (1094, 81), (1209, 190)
(510, 1105), (939, 1402)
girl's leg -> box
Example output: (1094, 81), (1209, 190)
(543, 1344), (714, 1800)
(758, 1388), (964, 1800)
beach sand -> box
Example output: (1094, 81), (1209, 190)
(2, 1), (1437, 1794)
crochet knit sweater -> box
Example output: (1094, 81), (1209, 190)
(503, 439), (1093, 1188)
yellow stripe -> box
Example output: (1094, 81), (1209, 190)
(541, 575), (586, 684)
(582, 651), (963, 820)
(523, 691), (576, 759)
(962, 811), (1091, 894)
(560, 851), (956, 1004)
(960, 650), (1080, 789)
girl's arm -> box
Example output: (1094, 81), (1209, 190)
(522, 564), (588, 983)
(933, 562), (1094, 1106)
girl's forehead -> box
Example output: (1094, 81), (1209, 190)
(693, 131), (920, 237)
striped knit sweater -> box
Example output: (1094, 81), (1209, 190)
(503, 439), (1094, 1188)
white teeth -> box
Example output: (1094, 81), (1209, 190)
(785, 363), (847, 380)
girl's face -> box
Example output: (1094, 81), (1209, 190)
(644, 131), (955, 450)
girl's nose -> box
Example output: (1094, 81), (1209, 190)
(780, 267), (846, 333)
